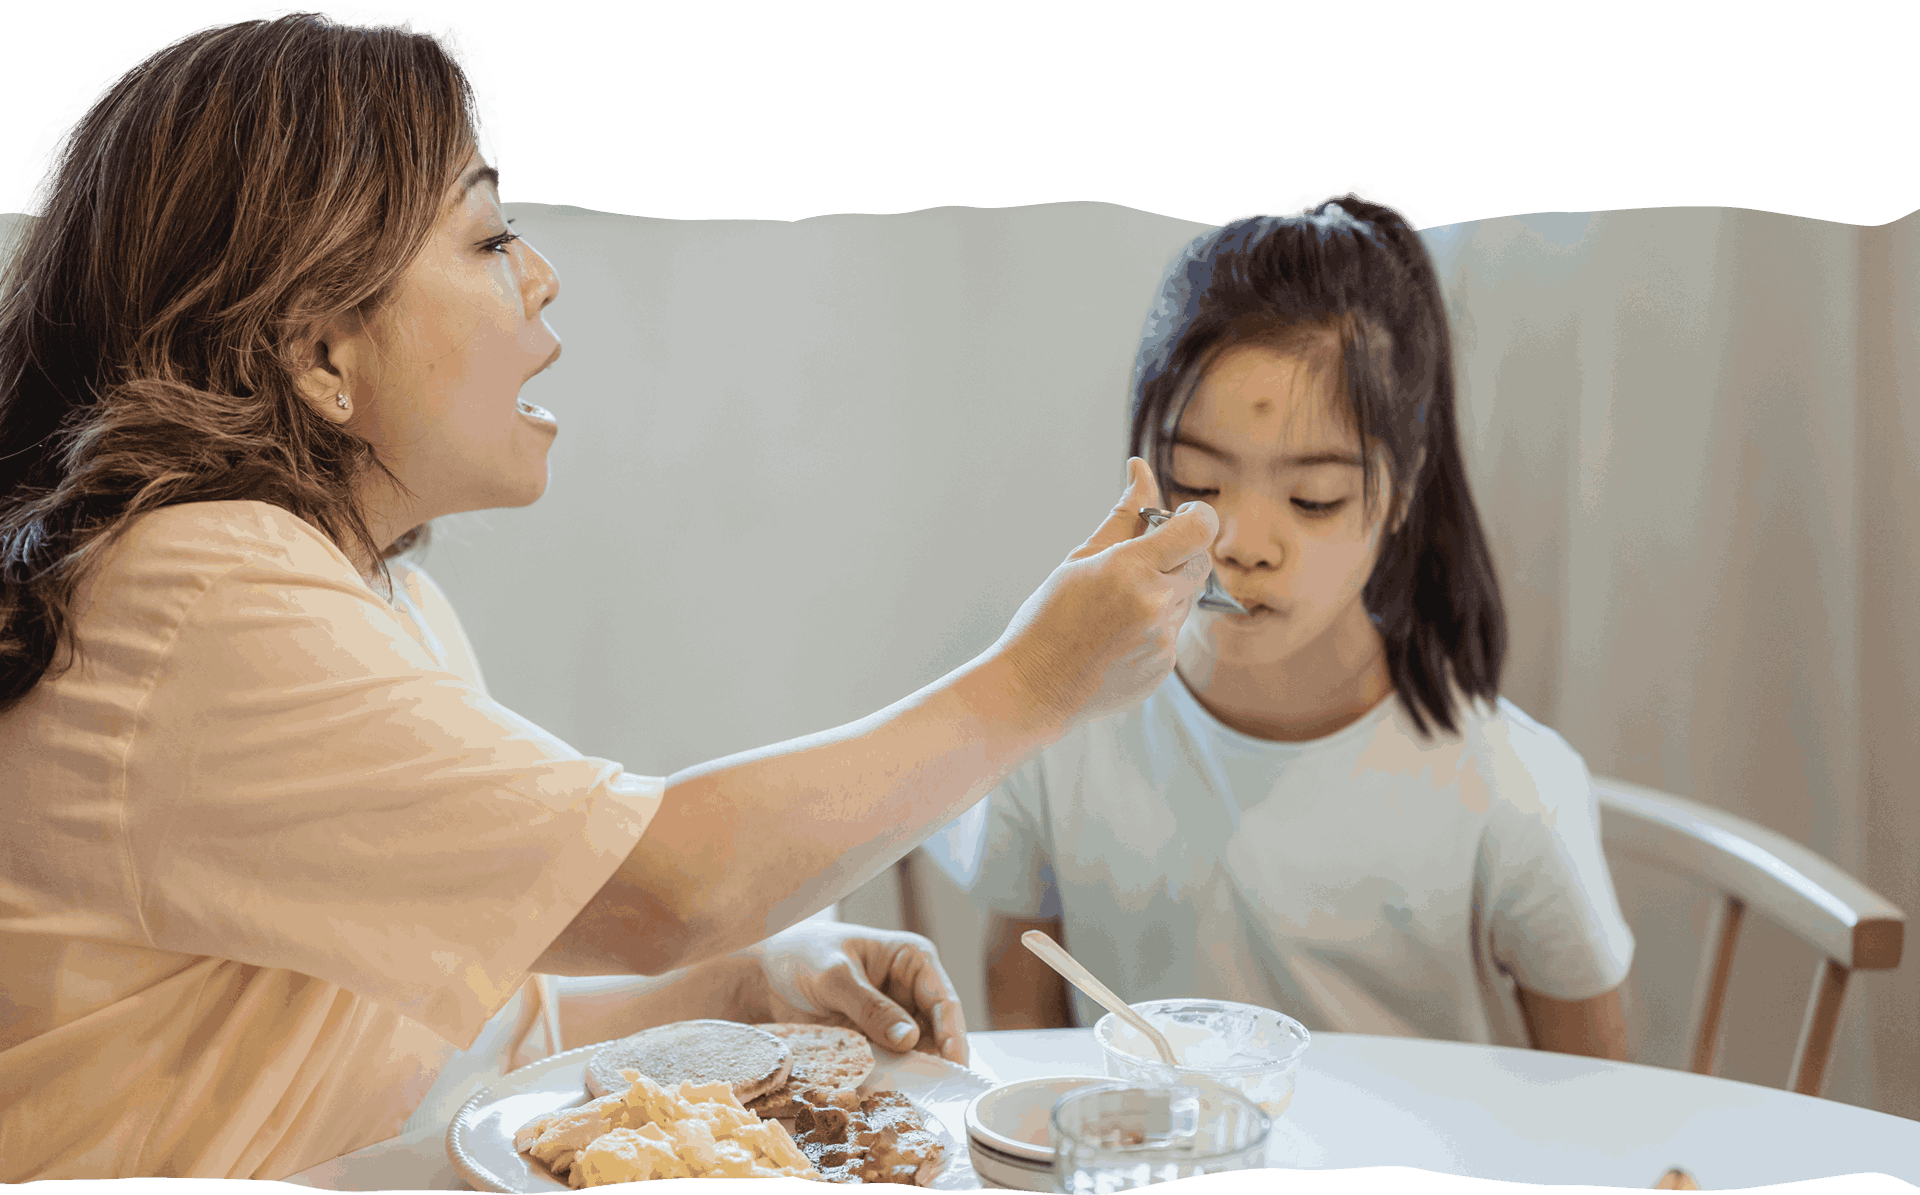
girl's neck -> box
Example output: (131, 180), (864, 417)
(1175, 606), (1395, 743)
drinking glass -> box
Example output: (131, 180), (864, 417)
(1049, 1082), (1269, 1193)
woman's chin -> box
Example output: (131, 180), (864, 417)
(501, 430), (556, 506)
(484, 462), (552, 510)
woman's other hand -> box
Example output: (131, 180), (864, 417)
(738, 921), (968, 1065)
(992, 457), (1217, 730)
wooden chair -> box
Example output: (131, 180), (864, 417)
(1594, 775), (1905, 1096)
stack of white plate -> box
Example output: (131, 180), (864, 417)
(963, 1075), (1112, 1191)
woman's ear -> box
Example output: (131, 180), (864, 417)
(291, 317), (364, 426)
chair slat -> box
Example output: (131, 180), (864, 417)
(1688, 895), (1744, 1075)
(1787, 959), (1851, 1096)
(1596, 778), (1904, 971)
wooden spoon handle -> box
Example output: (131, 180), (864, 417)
(1654, 1170), (1700, 1190)
(1021, 930), (1178, 1067)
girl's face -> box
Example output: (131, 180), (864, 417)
(314, 150), (564, 531)
(1164, 342), (1396, 667)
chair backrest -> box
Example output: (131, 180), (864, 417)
(1593, 775), (1904, 1096)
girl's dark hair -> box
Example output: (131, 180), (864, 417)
(1128, 196), (1505, 737)
(0, 13), (481, 714)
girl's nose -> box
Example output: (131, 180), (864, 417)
(1216, 508), (1285, 573)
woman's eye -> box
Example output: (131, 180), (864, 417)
(1292, 498), (1345, 516)
(482, 221), (520, 254)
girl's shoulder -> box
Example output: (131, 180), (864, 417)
(1013, 675), (1178, 786)
(1459, 696), (1595, 816)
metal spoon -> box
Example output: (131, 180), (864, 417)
(1138, 508), (1249, 615)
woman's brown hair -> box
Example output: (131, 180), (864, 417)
(1130, 197), (1506, 738)
(0, 13), (480, 713)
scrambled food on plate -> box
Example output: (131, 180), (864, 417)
(517, 1070), (817, 1182)
(515, 1020), (947, 1186)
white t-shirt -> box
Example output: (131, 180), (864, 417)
(927, 672), (1634, 1047)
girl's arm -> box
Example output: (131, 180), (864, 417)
(984, 914), (1074, 1030)
(1516, 985), (1630, 1060)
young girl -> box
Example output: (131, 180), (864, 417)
(934, 197), (1635, 1057)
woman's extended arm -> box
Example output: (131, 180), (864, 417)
(538, 653), (1065, 977)
(536, 462), (1217, 977)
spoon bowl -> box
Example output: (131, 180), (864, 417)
(1139, 508), (1248, 615)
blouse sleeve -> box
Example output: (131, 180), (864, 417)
(113, 505), (663, 1049)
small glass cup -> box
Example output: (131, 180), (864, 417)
(1050, 1082), (1269, 1193)
(1093, 998), (1310, 1120)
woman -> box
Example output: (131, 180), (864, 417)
(0, 14), (1216, 1180)
(943, 199), (1633, 1058)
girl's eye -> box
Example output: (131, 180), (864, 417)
(1167, 482), (1343, 515)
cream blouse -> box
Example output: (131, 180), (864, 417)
(0, 500), (663, 1179)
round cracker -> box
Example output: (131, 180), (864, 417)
(745, 1023), (877, 1118)
(585, 1019), (791, 1102)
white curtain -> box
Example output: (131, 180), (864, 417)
(13, 197), (1912, 1118)
(1425, 207), (1920, 1116)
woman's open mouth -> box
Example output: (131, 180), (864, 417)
(516, 398), (556, 424)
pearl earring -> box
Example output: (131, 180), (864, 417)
(335, 393), (350, 410)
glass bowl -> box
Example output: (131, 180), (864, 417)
(1092, 998), (1310, 1119)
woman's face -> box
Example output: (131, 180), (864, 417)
(1164, 342), (1396, 668)
(318, 150), (564, 532)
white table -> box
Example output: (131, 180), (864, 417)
(286, 1029), (1920, 1190)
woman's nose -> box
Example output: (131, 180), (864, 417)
(525, 243), (561, 310)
